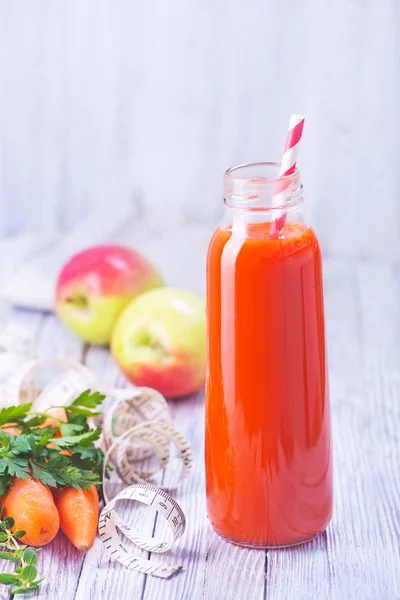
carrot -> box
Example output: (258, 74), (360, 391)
(1, 478), (60, 547)
(53, 485), (99, 551)
(1, 423), (21, 436)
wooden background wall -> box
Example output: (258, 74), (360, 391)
(0, 0), (399, 260)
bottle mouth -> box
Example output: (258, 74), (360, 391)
(223, 162), (303, 211)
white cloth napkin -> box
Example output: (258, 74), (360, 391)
(0, 204), (210, 312)
(0, 201), (136, 311)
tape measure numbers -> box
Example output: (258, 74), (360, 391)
(99, 483), (186, 578)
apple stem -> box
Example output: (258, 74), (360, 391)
(65, 294), (89, 309)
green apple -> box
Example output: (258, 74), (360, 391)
(55, 244), (163, 345)
(111, 288), (206, 398)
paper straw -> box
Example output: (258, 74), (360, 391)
(270, 114), (305, 234)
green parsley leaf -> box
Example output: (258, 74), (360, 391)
(10, 586), (27, 594)
(21, 416), (47, 429)
(70, 390), (105, 409)
(23, 548), (37, 565)
(0, 429), (11, 450)
(0, 404), (32, 428)
(0, 573), (19, 584)
(58, 422), (84, 437)
(0, 511), (45, 594)
(0, 457), (29, 479)
(1, 517), (15, 530)
(29, 462), (57, 488)
(51, 429), (101, 449)
(67, 406), (102, 418)
(0, 474), (12, 497)
(0, 551), (19, 563)
(21, 565), (37, 582)
(70, 446), (104, 471)
(10, 435), (31, 454)
(66, 412), (88, 426)
(28, 428), (58, 447)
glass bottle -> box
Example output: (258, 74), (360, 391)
(205, 162), (333, 547)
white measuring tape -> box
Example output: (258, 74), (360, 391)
(0, 324), (193, 578)
(99, 483), (185, 578)
(102, 390), (193, 491)
(102, 386), (170, 459)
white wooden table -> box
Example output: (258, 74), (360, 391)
(0, 253), (399, 600)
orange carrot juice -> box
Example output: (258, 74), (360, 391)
(205, 165), (332, 547)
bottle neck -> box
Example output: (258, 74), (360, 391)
(222, 162), (305, 229)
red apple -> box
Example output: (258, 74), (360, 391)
(55, 244), (163, 345)
(111, 288), (206, 398)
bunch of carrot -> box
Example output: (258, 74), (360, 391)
(1, 408), (99, 550)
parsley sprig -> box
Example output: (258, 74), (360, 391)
(0, 390), (105, 497)
(0, 512), (44, 594)
(0, 390), (106, 594)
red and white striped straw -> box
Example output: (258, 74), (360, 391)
(271, 114), (305, 233)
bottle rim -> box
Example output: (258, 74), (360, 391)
(223, 162), (303, 212)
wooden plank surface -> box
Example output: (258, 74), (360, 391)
(325, 259), (400, 600)
(0, 255), (399, 599)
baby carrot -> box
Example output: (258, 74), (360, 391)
(53, 485), (99, 551)
(1, 423), (21, 436)
(1, 478), (60, 547)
